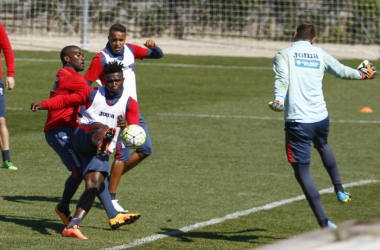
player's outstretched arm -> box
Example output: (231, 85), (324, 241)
(268, 100), (285, 112)
(144, 39), (157, 49)
(358, 60), (378, 80)
(143, 40), (164, 59)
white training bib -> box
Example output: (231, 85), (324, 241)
(81, 86), (129, 153)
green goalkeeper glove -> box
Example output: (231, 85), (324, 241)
(268, 101), (284, 112)
(358, 60), (377, 80)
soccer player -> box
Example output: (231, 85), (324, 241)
(42, 45), (87, 225)
(39, 45), (127, 230)
(269, 21), (377, 229)
(31, 61), (141, 239)
(0, 23), (17, 170)
(85, 23), (164, 212)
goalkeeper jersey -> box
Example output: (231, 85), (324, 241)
(273, 41), (361, 123)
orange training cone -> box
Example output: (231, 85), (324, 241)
(360, 107), (373, 113)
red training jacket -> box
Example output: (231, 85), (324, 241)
(0, 23), (15, 79)
(43, 67), (91, 131)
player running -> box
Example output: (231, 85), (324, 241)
(269, 21), (377, 229)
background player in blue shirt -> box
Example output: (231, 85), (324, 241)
(269, 21), (377, 228)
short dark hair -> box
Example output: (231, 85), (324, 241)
(109, 23), (126, 35)
(60, 45), (80, 64)
(104, 61), (125, 75)
(295, 21), (315, 41)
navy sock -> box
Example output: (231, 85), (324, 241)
(320, 218), (329, 228)
(2, 150), (10, 162)
(110, 193), (116, 200)
(291, 163), (328, 227)
(97, 182), (118, 219)
(67, 218), (81, 229)
(317, 144), (344, 193)
(59, 175), (83, 212)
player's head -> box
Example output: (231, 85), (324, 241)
(294, 21), (316, 44)
(104, 61), (125, 95)
(108, 23), (127, 54)
(60, 45), (85, 72)
(109, 23), (126, 35)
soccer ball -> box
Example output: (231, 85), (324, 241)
(121, 124), (146, 149)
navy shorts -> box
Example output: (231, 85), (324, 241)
(0, 79), (6, 117)
(72, 126), (110, 176)
(285, 116), (330, 164)
(114, 112), (152, 162)
(44, 127), (83, 178)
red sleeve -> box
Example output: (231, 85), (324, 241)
(84, 54), (105, 83)
(126, 97), (140, 125)
(41, 88), (92, 110)
(64, 74), (91, 92)
(128, 44), (148, 60)
(0, 23), (15, 77)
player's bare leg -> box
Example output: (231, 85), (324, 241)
(0, 117), (10, 150)
(109, 152), (149, 194)
(62, 171), (104, 240)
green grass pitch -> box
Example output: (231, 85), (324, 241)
(1, 51), (380, 249)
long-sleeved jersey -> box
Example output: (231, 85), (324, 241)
(273, 41), (361, 123)
(84, 43), (163, 101)
(43, 67), (91, 132)
(41, 86), (139, 153)
(0, 23), (15, 79)
(41, 86), (139, 128)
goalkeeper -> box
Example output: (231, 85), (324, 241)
(268, 21), (377, 229)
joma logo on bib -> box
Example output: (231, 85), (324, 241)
(99, 111), (115, 118)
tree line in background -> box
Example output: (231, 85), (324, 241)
(0, 0), (379, 44)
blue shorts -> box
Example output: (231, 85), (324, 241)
(114, 112), (152, 162)
(44, 127), (83, 178)
(285, 116), (330, 164)
(72, 126), (110, 176)
(0, 79), (6, 117)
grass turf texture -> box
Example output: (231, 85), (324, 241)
(0, 51), (380, 249)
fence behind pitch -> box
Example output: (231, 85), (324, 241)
(0, 0), (378, 46)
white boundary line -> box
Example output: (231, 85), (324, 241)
(9, 109), (380, 124)
(152, 113), (380, 124)
(102, 180), (379, 250)
(8, 58), (271, 70)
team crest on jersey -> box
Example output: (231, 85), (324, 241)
(99, 111), (115, 118)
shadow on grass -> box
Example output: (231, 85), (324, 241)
(2, 195), (62, 204)
(2, 195), (103, 209)
(0, 195), (106, 235)
(157, 227), (277, 244)
(0, 214), (64, 235)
